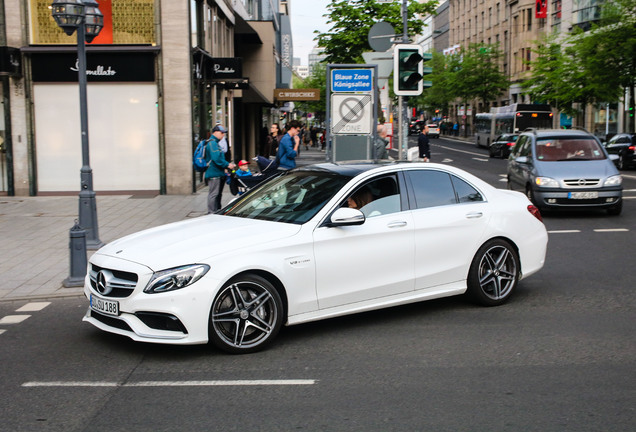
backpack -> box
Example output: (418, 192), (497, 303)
(193, 139), (209, 172)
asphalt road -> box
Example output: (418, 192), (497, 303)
(1, 137), (634, 431)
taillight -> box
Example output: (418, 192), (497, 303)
(629, 145), (635, 151)
(528, 205), (543, 222)
(506, 142), (515, 147)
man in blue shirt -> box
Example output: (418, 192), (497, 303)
(205, 125), (236, 213)
(277, 120), (301, 170)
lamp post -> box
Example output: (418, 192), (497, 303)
(51, 0), (103, 249)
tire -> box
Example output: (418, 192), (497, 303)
(617, 154), (625, 170)
(467, 239), (520, 306)
(525, 185), (538, 207)
(488, 146), (494, 158)
(209, 274), (284, 354)
(607, 200), (622, 216)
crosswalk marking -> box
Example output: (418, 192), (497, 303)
(16, 302), (51, 312)
(0, 315), (31, 324)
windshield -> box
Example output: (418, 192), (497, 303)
(221, 170), (352, 224)
(536, 137), (606, 161)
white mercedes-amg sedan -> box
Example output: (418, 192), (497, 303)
(84, 162), (548, 354)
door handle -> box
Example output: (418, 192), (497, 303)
(465, 212), (483, 219)
(387, 221), (408, 228)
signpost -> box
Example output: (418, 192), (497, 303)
(326, 64), (378, 162)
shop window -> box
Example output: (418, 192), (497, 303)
(29, 0), (156, 45)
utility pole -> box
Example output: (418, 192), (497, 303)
(398, 0), (408, 160)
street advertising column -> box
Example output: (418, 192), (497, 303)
(326, 65), (378, 162)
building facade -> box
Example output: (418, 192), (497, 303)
(0, 0), (292, 197)
(431, 0), (624, 136)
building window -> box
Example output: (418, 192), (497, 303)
(527, 8), (532, 31)
(29, 0), (156, 45)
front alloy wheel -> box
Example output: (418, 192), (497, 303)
(209, 274), (283, 354)
(467, 239), (520, 306)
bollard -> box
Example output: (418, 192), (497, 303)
(63, 219), (88, 288)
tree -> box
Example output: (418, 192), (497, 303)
(412, 51), (453, 117)
(294, 63), (328, 123)
(316, 0), (438, 65)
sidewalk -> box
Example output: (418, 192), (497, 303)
(0, 147), (327, 302)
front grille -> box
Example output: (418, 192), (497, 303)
(563, 178), (600, 187)
(90, 310), (133, 332)
(553, 197), (617, 205)
(89, 264), (138, 298)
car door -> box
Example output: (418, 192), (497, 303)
(507, 135), (533, 190)
(312, 174), (415, 310)
(405, 169), (490, 290)
(605, 135), (628, 155)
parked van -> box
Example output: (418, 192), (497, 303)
(507, 129), (623, 215)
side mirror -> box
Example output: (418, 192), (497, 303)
(515, 156), (529, 164)
(328, 207), (365, 227)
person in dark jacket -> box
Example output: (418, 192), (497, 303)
(205, 125), (236, 213)
(418, 125), (431, 162)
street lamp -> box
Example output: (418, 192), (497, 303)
(51, 0), (103, 249)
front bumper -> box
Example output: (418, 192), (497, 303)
(533, 187), (622, 209)
(83, 255), (219, 345)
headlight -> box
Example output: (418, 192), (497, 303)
(604, 175), (622, 186)
(144, 264), (210, 294)
(535, 177), (559, 188)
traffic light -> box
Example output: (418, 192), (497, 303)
(393, 44), (432, 96)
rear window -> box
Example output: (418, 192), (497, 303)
(535, 137), (606, 161)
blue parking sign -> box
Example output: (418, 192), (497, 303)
(331, 69), (373, 93)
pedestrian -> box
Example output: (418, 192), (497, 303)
(276, 120), (301, 170)
(374, 124), (389, 160)
(265, 123), (282, 157)
(453, 122), (459, 136)
(205, 125), (236, 213)
(418, 125), (431, 162)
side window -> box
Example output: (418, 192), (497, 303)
(518, 136), (532, 158)
(343, 175), (401, 218)
(451, 175), (484, 203)
(407, 170), (456, 209)
(511, 135), (527, 156)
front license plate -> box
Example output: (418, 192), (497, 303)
(569, 191), (598, 199)
(90, 294), (119, 316)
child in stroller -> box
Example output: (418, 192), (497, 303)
(228, 156), (280, 196)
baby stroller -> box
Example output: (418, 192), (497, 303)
(228, 156), (280, 196)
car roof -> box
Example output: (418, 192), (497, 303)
(521, 128), (596, 138)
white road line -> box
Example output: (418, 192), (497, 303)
(593, 228), (629, 232)
(16, 302), (51, 312)
(0, 330), (5, 335)
(22, 380), (317, 388)
(472, 157), (489, 162)
(0, 315), (31, 324)
(436, 144), (484, 158)
(548, 230), (581, 234)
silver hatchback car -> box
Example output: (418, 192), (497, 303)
(507, 129), (623, 215)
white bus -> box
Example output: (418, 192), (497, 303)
(475, 104), (553, 148)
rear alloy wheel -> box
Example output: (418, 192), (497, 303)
(209, 274), (283, 354)
(467, 239), (520, 306)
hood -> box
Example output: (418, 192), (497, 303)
(94, 215), (301, 271)
(535, 159), (619, 179)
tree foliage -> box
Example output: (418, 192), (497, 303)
(413, 43), (508, 119)
(294, 63), (328, 122)
(316, 0), (438, 65)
